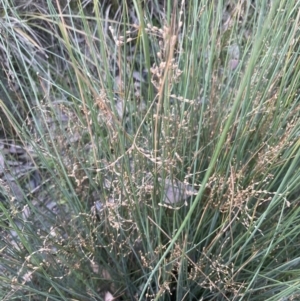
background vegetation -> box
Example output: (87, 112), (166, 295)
(0, 0), (299, 300)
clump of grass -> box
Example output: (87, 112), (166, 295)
(0, 0), (300, 300)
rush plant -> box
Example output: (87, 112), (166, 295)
(0, 1), (299, 300)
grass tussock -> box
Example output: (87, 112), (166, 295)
(0, 0), (300, 300)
